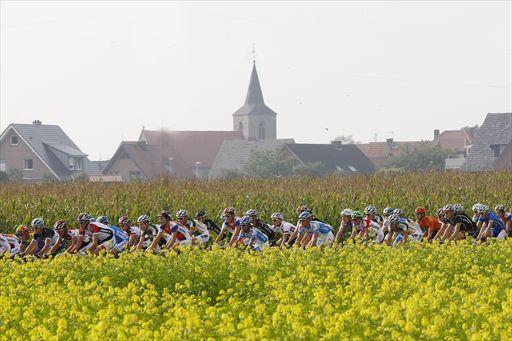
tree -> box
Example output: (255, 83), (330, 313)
(333, 135), (358, 144)
(380, 143), (455, 171)
(293, 162), (328, 177)
(241, 150), (295, 178)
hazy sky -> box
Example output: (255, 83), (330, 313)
(1, 1), (511, 160)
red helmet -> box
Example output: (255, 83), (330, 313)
(118, 216), (131, 225)
(415, 206), (427, 214)
(54, 220), (67, 230)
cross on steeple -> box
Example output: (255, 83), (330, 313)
(252, 44), (256, 63)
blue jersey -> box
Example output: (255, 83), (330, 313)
(309, 221), (333, 235)
(479, 212), (504, 230)
(110, 226), (129, 244)
(222, 218), (241, 234)
(250, 227), (269, 244)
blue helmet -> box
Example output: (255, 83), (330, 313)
(240, 216), (252, 226)
(298, 211), (313, 220)
(97, 216), (109, 225)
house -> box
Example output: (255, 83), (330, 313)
(463, 113), (512, 171)
(102, 130), (243, 180)
(208, 138), (295, 178)
(281, 141), (375, 174)
(495, 142), (512, 170)
(433, 128), (474, 169)
(0, 120), (101, 181)
(355, 139), (425, 167)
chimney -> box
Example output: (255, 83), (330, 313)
(434, 129), (440, 139)
(32, 120), (42, 125)
(386, 138), (393, 144)
(331, 140), (342, 147)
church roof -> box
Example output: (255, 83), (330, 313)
(233, 63), (277, 117)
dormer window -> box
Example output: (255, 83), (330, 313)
(490, 144), (506, 158)
(11, 135), (18, 145)
(68, 157), (84, 171)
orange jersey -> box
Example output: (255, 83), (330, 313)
(417, 216), (442, 233)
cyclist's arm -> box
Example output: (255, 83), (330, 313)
(48, 237), (62, 255)
(506, 220), (511, 237)
(149, 230), (163, 251)
(448, 223), (461, 242)
(333, 224), (345, 245)
(25, 240), (38, 255)
(69, 235), (84, 253)
(165, 232), (177, 249)
(128, 234), (138, 248)
(214, 226), (226, 243)
(136, 233), (145, 250)
(307, 233), (319, 248)
(287, 228), (299, 246)
(37, 238), (51, 257)
(228, 226), (241, 247)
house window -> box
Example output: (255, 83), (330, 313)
(68, 157), (74, 170)
(348, 165), (357, 172)
(238, 121), (243, 132)
(490, 144), (506, 157)
(24, 159), (33, 170)
(0, 160), (5, 171)
(258, 122), (266, 139)
(129, 171), (142, 180)
(11, 135), (18, 145)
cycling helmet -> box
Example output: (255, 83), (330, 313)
(472, 203), (482, 212)
(364, 205), (377, 215)
(240, 216), (252, 226)
(31, 217), (45, 228)
(298, 211), (313, 220)
(137, 215), (150, 224)
(194, 210), (206, 219)
(478, 205), (490, 213)
(296, 205), (309, 213)
(97, 216), (109, 225)
(436, 208), (445, 217)
(383, 207), (394, 216)
(442, 204), (453, 212)
(223, 207), (236, 216)
(53, 220), (67, 230)
(341, 208), (353, 217)
(415, 206), (427, 214)
(15, 225), (30, 240)
(389, 214), (401, 224)
(245, 209), (259, 216)
(392, 209), (404, 217)
(77, 213), (92, 222)
(176, 210), (189, 219)
(271, 212), (284, 220)
(495, 205), (506, 212)
(158, 210), (172, 220)
(118, 216), (131, 225)
(351, 211), (363, 219)
(452, 204), (464, 213)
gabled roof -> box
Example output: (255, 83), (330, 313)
(0, 123), (100, 179)
(284, 143), (375, 173)
(463, 113), (512, 171)
(233, 63), (277, 117)
(140, 130), (243, 173)
(209, 138), (294, 178)
(434, 129), (472, 151)
(355, 140), (425, 166)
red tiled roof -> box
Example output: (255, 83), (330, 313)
(356, 141), (425, 166)
(140, 130), (243, 172)
(434, 130), (471, 151)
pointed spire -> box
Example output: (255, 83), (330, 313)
(244, 62), (265, 105)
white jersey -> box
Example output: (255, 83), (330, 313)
(0, 234), (21, 256)
(191, 220), (210, 244)
(272, 221), (296, 234)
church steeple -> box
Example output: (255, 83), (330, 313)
(244, 62), (265, 106)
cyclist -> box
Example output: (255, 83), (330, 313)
(245, 209), (277, 246)
(442, 204), (478, 241)
(163, 210), (193, 249)
(333, 209), (353, 246)
(136, 215), (160, 250)
(0, 233), (21, 258)
(73, 213), (114, 255)
(477, 205), (506, 240)
(381, 207), (395, 241)
(270, 212), (295, 248)
(25, 218), (59, 257)
(235, 216), (269, 251)
(215, 207), (241, 246)
(195, 210), (221, 239)
(176, 210), (209, 245)
(49, 220), (84, 255)
(364, 205), (384, 225)
(362, 207), (385, 243)
(495, 205), (511, 237)
(415, 206), (442, 241)
(14, 225), (32, 253)
(116, 216), (140, 248)
(148, 210), (175, 252)
(386, 214), (414, 245)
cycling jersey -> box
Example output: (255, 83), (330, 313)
(479, 212), (505, 238)
(308, 221), (334, 246)
(108, 226), (129, 252)
(0, 234), (21, 256)
(191, 220), (210, 244)
(370, 214), (384, 225)
(363, 217), (384, 242)
(80, 221), (114, 244)
(204, 219), (220, 235)
(170, 223), (192, 246)
(450, 213), (478, 238)
(140, 224), (160, 248)
(499, 212), (512, 225)
(417, 216), (442, 235)
(221, 218), (241, 234)
(252, 219), (276, 244)
(33, 228), (59, 252)
(272, 221), (296, 234)
(238, 227), (269, 251)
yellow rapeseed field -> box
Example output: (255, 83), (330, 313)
(1, 242), (512, 340)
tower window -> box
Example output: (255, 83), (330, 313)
(258, 122), (265, 139)
(238, 121), (243, 132)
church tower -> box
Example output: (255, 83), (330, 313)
(233, 62), (277, 140)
